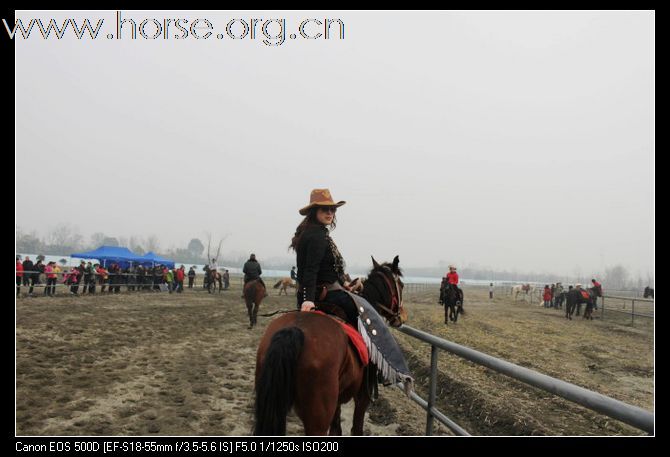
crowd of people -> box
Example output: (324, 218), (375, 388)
(15, 255), (223, 297)
(542, 279), (603, 309)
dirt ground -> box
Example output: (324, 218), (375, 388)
(15, 282), (653, 436)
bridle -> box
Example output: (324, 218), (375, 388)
(365, 266), (404, 324)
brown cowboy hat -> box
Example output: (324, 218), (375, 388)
(299, 188), (346, 215)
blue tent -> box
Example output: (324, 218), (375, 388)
(71, 246), (145, 269)
(139, 251), (175, 269)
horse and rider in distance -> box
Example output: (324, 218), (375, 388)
(439, 265), (464, 325)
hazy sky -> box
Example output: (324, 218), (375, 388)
(15, 10), (654, 276)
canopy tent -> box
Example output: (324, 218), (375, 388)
(70, 246), (146, 269)
(139, 251), (175, 269)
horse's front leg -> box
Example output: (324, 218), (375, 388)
(328, 405), (342, 436)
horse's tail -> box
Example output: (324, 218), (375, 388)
(273, 280), (282, 289)
(254, 327), (304, 436)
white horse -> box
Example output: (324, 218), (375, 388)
(512, 284), (535, 302)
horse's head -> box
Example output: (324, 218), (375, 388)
(361, 255), (407, 327)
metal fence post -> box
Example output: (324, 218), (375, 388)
(632, 300), (635, 325)
(426, 345), (439, 436)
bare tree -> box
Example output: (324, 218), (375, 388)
(16, 227), (43, 253)
(48, 223), (83, 249)
(604, 264), (630, 290)
(129, 236), (144, 254)
(144, 235), (160, 253)
(90, 232), (107, 247)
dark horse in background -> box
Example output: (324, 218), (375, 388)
(203, 265), (222, 293)
(644, 286), (654, 299)
(565, 285), (601, 320)
(439, 281), (464, 325)
(244, 279), (267, 329)
(254, 256), (407, 436)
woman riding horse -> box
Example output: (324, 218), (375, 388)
(254, 188), (413, 435)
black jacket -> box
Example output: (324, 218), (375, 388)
(22, 260), (34, 276)
(296, 225), (340, 302)
(243, 259), (262, 280)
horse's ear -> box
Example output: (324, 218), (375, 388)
(392, 255), (400, 270)
(371, 256), (381, 269)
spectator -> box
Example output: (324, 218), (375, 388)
(45, 262), (57, 296)
(136, 265), (146, 291)
(187, 267), (196, 288)
(489, 282), (494, 300)
(290, 266), (297, 281)
(543, 285), (552, 308)
(22, 256), (34, 296)
(82, 261), (92, 294)
(166, 268), (175, 293)
(108, 262), (121, 294)
(223, 269), (230, 290)
(96, 264), (109, 293)
(152, 265), (162, 291)
(34, 259), (45, 292)
(16, 256), (23, 297)
(175, 265), (185, 293)
(67, 267), (80, 295)
(553, 282), (564, 308)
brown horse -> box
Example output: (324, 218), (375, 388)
(273, 277), (296, 296)
(244, 279), (267, 329)
(205, 269), (223, 293)
(254, 256), (407, 436)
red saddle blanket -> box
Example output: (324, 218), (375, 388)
(580, 290), (591, 300)
(313, 311), (369, 366)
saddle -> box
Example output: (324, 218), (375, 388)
(311, 310), (369, 366)
(580, 290), (591, 300)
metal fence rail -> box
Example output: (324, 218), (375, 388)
(601, 295), (654, 325)
(394, 324), (654, 435)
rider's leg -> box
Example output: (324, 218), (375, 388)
(325, 290), (359, 326)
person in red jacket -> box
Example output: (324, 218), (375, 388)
(445, 265), (464, 305)
(67, 267), (80, 295)
(543, 285), (552, 308)
(175, 265), (185, 293)
(16, 256), (23, 297)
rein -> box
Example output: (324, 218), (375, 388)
(258, 309), (299, 318)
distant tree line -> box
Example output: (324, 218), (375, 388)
(15, 225), (652, 289)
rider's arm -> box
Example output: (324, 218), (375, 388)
(301, 229), (328, 303)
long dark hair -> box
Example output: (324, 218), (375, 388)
(289, 207), (337, 251)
